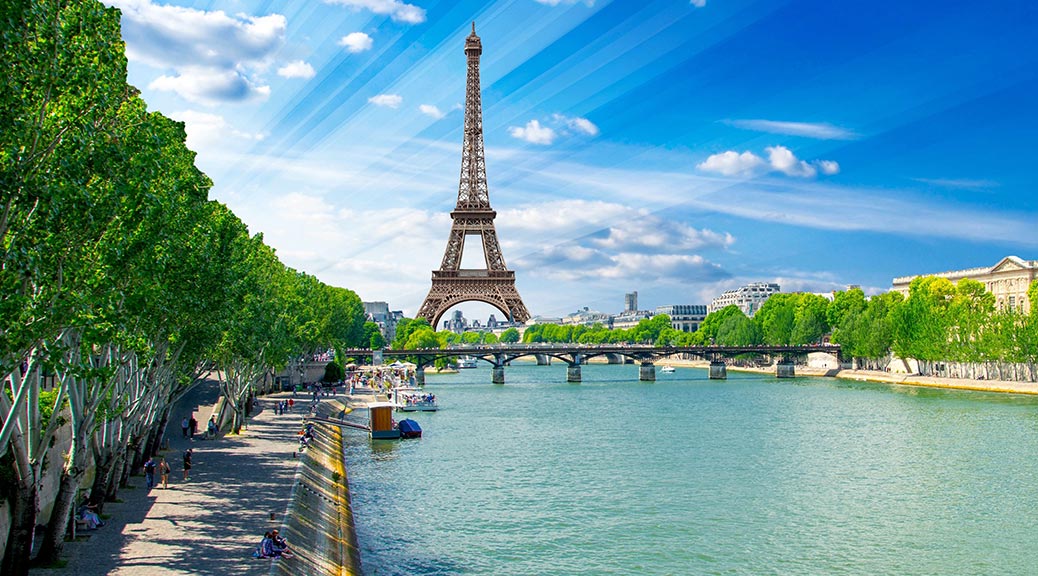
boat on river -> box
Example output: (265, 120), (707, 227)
(457, 356), (479, 369)
(392, 387), (439, 411)
(660, 365), (676, 373)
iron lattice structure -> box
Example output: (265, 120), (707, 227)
(416, 24), (531, 329)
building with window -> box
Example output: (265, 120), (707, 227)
(624, 291), (638, 313)
(708, 282), (780, 317)
(655, 304), (708, 332)
(891, 255), (1037, 314)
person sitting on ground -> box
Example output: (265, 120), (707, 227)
(77, 497), (104, 529)
(271, 529), (293, 557)
(260, 531), (282, 558)
(207, 417), (218, 439)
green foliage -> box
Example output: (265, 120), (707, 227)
(392, 318), (431, 349)
(322, 362), (344, 383)
(499, 328), (520, 343)
(363, 322), (386, 350)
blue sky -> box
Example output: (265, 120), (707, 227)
(104, 0), (1038, 321)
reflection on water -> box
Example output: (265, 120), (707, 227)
(343, 365), (1038, 576)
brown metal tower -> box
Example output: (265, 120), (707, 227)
(416, 23), (531, 329)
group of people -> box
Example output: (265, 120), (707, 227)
(141, 448), (192, 489)
(273, 398), (294, 415)
(182, 414), (221, 440)
(254, 529), (293, 559)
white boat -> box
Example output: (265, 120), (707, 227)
(392, 388), (439, 412)
(660, 365), (676, 373)
(457, 356), (478, 369)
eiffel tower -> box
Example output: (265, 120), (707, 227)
(416, 24), (531, 329)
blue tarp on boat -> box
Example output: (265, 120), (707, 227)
(398, 419), (422, 438)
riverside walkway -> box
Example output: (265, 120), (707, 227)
(30, 378), (314, 576)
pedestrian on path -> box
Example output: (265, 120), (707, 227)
(183, 448), (193, 481)
(181, 416), (190, 438)
(159, 457), (171, 489)
(189, 415), (198, 439)
(143, 456), (156, 489)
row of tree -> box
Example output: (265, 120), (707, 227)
(480, 280), (1038, 372)
(1, 2), (365, 573)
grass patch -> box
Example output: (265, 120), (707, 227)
(100, 514), (112, 520)
(122, 484), (137, 490)
(113, 498), (124, 503)
(38, 558), (70, 568)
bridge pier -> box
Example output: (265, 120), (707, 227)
(567, 353), (583, 383)
(567, 364), (581, 382)
(492, 354), (506, 384)
(709, 361), (727, 380)
(639, 362), (655, 382)
(776, 360), (796, 378)
(535, 354), (551, 366)
(415, 365), (426, 386)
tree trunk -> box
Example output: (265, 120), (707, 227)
(2, 482), (38, 576)
(35, 467), (80, 564)
(146, 407), (171, 456)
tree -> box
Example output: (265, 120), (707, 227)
(693, 306), (745, 345)
(499, 327), (520, 343)
(323, 362), (344, 383)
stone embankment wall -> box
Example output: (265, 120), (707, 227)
(272, 401), (361, 576)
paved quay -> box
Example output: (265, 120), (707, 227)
(31, 379), (317, 576)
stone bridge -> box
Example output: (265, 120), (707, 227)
(340, 343), (841, 385)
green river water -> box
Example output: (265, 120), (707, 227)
(342, 364), (1038, 575)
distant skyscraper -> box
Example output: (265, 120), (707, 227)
(624, 291), (638, 313)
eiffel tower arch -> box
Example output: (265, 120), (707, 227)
(417, 24), (531, 330)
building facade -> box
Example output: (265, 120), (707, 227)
(891, 255), (1037, 314)
(624, 291), (638, 313)
(655, 304), (708, 332)
(708, 282), (780, 317)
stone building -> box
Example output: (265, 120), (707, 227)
(891, 255), (1037, 314)
(708, 282), (780, 317)
(655, 304), (708, 332)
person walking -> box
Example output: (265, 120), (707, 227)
(183, 448), (193, 481)
(159, 457), (171, 489)
(181, 416), (189, 439)
(143, 456), (156, 489)
(189, 416), (198, 439)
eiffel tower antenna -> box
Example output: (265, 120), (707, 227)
(416, 25), (531, 329)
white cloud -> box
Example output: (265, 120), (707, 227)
(368, 94), (403, 108)
(339, 32), (373, 53)
(727, 119), (857, 140)
(277, 60), (315, 79)
(419, 104), (445, 119)
(691, 0), (706, 7)
(766, 145), (817, 177)
(697, 146), (838, 179)
(553, 113), (599, 137)
(509, 120), (556, 145)
(106, 0), (284, 104)
(168, 110), (265, 149)
(696, 150), (765, 176)
(816, 160), (840, 175)
(149, 67), (270, 105)
(324, 0), (425, 24)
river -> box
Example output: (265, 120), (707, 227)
(342, 363), (1038, 575)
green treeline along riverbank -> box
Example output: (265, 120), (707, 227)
(390, 278), (1038, 382)
(1, 2), (369, 574)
